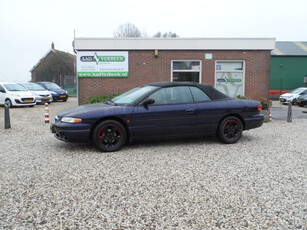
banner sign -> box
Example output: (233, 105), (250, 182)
(77, 51), (129, 78)
(216, 72), (243, 97)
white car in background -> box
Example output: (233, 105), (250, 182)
(0, 82), (36, 108)
(279, 87), (307, 105)
(19, 82), (52, 104)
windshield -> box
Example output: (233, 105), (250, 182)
(290, 88), (304, 94)
(112, 86), (157, 105)
(23, 83), (45, 91)
(44, 83), (61, 90)
(4, 84), (28, 91)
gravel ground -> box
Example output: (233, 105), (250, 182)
(0, 98), (306, 229)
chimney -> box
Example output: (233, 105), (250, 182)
(51, 42), (55, 49)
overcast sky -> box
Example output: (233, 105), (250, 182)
(1, 0), (306, 82)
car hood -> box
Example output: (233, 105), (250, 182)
(9, 91), (33, 96)
(298, 95), (307, 100)
(31, 90), (51, 95)
(280, 93), (296, 97)
(51, 89), (66, 94)
(58, 103), (119, 118)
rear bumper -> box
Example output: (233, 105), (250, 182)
(244, 114), (264, 130)
(50, 122), (91, 142)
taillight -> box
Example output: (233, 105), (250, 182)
(258, 104), (262, 111)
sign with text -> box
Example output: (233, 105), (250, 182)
(77, 51), (129, 78)
(216, 72), (243, 97)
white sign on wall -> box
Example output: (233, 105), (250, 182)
(216, 72), (243, 97)
(77, 51), (129, 78)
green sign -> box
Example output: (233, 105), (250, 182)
(78, 72), (129, 77)
(77, 51), (129, 78)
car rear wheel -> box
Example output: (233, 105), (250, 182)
(5, 99), (12, 108)
(218, 116), (243, 144)
(93, 120), (126, 152)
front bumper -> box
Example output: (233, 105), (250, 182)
(279, 98), (291, 103)
(297, 100), (307, 106)
(50, 121), (91, 143)
(52, 94), (68, 101)
(12, 97), (36, 106)
(36, 96), (51, 103)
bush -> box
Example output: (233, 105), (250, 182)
(257, 97), (272, 110)
(86, 94), (120, 104)
(236, 95), (251, 100)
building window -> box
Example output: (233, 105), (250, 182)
(171, 61), (201, 83)
(215, 61), (245, 97)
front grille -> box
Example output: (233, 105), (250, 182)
(40, 94), (49, 97)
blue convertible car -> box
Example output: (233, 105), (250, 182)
(51, 82), (264, 152)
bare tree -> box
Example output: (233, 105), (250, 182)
(154, 31), (179, 38)
(113, 23), (143, 38)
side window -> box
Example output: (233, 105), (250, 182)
(302, 90), (307, 94)
(190, 87), (212, 102)
(0, 85), (5, 93)
(149, 86), (193, 105)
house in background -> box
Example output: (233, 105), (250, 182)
(30, 43), (77, 96)
(270, 42), (307, 96)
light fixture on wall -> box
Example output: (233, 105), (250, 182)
(154, 49), (158, 58)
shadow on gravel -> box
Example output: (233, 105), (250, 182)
(51, 134), (261, 154)
(52, 131), (261, 154)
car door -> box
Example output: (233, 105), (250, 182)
(131, 86), (198, 139)
(0, 85), (6, 104)
(188, 86), (221, 134)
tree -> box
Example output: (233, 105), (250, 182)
(153, 31), (179, 38)
(113, 23), (143, 38)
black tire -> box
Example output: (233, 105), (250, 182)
(29, 105), (35, 107)
(63, 99), (67, 102)
(218, 116), (243, 144)
(93, 120), (126, 152)
(5, 99), (12, 108)
(292, 99), (297, 105)
(299, 104), (303, 107)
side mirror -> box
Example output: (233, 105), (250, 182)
(142, 98), (155, 106)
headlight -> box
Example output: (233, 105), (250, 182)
(65, 91), (68, 94)
(50, 91), (57, 94)
(61, 117), (82, 123)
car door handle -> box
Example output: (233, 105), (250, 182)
(186, 109), (195, 114)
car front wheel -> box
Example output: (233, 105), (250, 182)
(292, 99), (297, 105)
(93, 120), (126, 152)
(218, 116), (243, 144)
(5, 99), (12, 108)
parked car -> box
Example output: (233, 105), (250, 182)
(0, 82), (36, 108)
(51, 82), (264, 152)
(297, 94), (307, 107)
(19, 82), (52, 104)
(36, 82), (68, 102)
(279, 87), (307, 105)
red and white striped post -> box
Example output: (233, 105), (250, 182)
(269, 110), (272, 121)
(45, 103), (50, 123)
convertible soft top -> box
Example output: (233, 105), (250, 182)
(144, 81), (230, 100)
